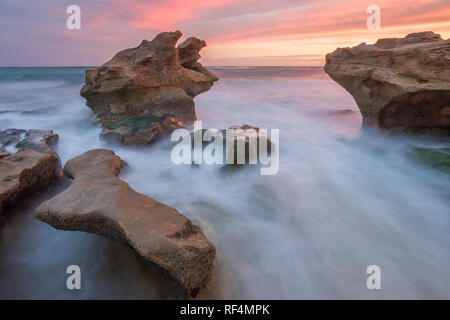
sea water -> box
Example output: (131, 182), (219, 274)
(0, 67), (449, 299)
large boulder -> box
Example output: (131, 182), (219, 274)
(324, 32), (450, 133)
(35, 149), (216, 298)
(0, 129), (62, 217)
(80, 31), (219, 144)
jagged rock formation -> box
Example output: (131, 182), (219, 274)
(0, 129), (62, 216)
(35, 149), (216, 298)
(80, 31), (218, 144)
(324, 32), (450, 133)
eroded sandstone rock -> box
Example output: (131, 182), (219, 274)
(324, 31), (450, 133)
(35, 149), (216, 298)
(80, 31), (218, 144)
(0, 129), (62, 216)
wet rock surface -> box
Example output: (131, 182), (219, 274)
(0, 129), (62, 217)
(35, 149), (216, 298)
(100, 113), (183, 145)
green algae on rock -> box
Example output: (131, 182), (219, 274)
(101, 113), (184, 145)
(103, 113), (172, 133)
(14, 140), (28, 149)
(409, 147), (450, 173)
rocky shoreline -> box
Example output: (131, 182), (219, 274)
(1, 31), (221, 298)
(0, 129), (63, 220)
(1, 31), (449, 299)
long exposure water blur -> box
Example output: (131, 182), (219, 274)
(0, 66), (449, 299)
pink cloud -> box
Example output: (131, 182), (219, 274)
(1, 0), (449, 66)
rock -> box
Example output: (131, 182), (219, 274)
(178, 37), (219, 82)
(0, 129), (62, 216)
(100, 113), (183, 145)
(408, 147), (450, 173)
(35, 149), (216, 298)
(324, 31), (450, 133)
(0, 152), (9, 159)
(0, 129), (59, 156)
(328, 109), (358, 116)
(225, 125), (273, 164)
(186, 125), (273, 164)
(0, 148), (9, 159)
(80, 31), (219, 145)
(0, 129), (23, 149)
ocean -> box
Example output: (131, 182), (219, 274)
(0, 66), (449, 299)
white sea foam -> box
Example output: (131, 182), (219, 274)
(0, 67), (449, 299)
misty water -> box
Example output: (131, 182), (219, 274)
(0, 67), (449, 299)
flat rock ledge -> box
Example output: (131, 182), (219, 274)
(35, 149), (216, 298)
(0, 129), (63, 217)
(324, 31), (450, 133)
(81, 31), (219, 145)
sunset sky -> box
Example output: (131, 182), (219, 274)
(1, 0), (449, 66)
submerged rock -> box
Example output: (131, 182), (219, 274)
(409, 147), (450, 173)
(35, 149), (216, 298)
(327, 109), (358, 116)
(225, 125), (273, 164)
(324, 32), (450, 133)
(185, 125), (273, 165)
(80, 31), (218, 145)
(0, 129), (62, 216)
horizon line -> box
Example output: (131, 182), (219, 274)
(0, 65), (324, 68)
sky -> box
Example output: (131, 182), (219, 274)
(0, 0), (449, 66)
